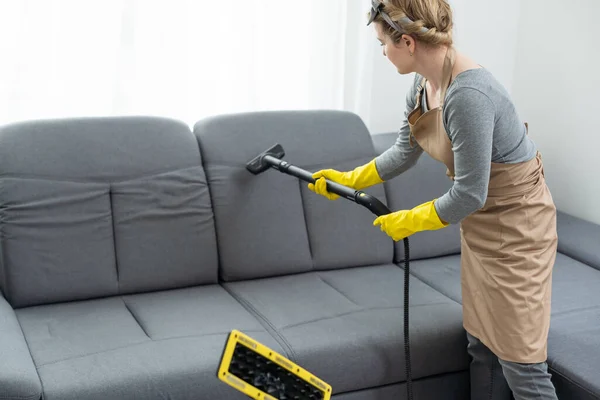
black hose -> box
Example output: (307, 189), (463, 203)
(403, 237), (412, 400)
(248, 154), (414, 398)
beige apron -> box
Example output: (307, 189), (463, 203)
(407, 47), (558, 363)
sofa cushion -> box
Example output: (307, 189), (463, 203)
(223, 264), (469, 395)
(194, 111), (393, 281)
(0, 295), (42, 400)
(0, 177), (117, 308)
(545, 253), (600, 400)
(406, 255), (463, 304)
(16, 286), (285, 400)
(556, 211), (600, 271)
(0, 117), (219, 306)
(371, 133), (461, 263)
(111, 166), (218, 295)
(0, 116), (201, 180)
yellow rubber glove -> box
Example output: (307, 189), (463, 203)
(307, 159), (384, 200)
(373, 199), (448, 241)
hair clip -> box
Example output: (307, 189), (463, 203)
(367, 0), (384, 25)
(367, 0), (429, 35)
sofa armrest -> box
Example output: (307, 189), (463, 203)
(0, 294), (42, 400)
(556, 211), (600, 271)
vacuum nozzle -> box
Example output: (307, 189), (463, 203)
(246, 144), (285, 174)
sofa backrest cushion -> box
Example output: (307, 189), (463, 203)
(556, 211), (600, 271)
(371, 132), (461, 262)
(0, 117), (218, 308)
(193, 110), (393, 281)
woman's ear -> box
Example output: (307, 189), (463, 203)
(398, 34), (415, 54)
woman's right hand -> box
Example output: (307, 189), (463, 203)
(307, 159), (384, 200)
(308, 169), (347, 200)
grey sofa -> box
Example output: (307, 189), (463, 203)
(0, 110), (598, 400)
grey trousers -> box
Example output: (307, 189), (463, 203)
(467, 332), (559, 400)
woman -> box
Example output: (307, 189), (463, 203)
(308, 0), (559, 399)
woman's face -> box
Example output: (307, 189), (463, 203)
(375, 23), (414, 75)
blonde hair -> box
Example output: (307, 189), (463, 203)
(371, 0), (453, 46)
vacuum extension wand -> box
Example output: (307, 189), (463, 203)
(246, 144), (414, 400)
(247, 144), (391, 217)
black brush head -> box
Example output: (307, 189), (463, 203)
(246, 144), (285, 174)
(229, 343), (326, 399)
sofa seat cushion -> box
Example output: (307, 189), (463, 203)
(405, 255), (463, 304)
(223, 264), (469, 395)
(545, 254), (600, 399)
(16, 286), (285, 400)
(331, 371), (470, 400)
(406, 252), (600, 399)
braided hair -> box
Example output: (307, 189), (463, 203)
(370, 0), (453, 46)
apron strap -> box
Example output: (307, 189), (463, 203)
(414, 76), (427, 110)
(439, 46), (456, 107)
(409, 76), (427, 148)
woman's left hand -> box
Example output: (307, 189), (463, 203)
(373, 199), (449, 241)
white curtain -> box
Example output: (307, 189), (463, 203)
(0, 0), (378, 127)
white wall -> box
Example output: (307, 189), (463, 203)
(511, 0), (600, 224)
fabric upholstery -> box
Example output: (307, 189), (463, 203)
(0, 177), (117, 307)
(406, 255), (463, 304)
(545, 253), (600, 400)
(111, 166), (218, 294)
(371, 133), (461, 262)
(194, 110), (393, 281)
(332, 371), (469, 400)
(549, 308), (600, 400)
(16, 286), (285, 400)
(224, 264), (470, 394)
(0, 117), (218, 307)
(0, 116), (200, 180)
(556, 211), (600, 271)
(0, 295), (42, 400)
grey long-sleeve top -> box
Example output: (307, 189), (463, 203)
(374, 68), (537, 224)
